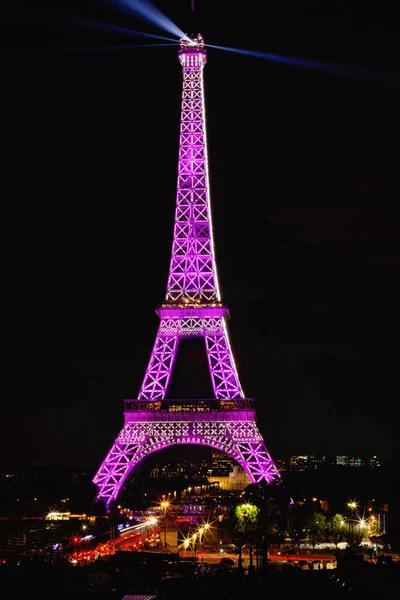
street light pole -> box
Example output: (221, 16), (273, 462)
(347, 500), (357, 547)
(164, 508), (167, 550)
(199, 527), (204, 563)
(161, 501), (170, 552)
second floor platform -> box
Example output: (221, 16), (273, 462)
(124, 398), (257, 423)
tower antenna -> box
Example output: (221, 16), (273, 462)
(190, 0), (196, 32)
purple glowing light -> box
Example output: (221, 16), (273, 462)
(93, 35), (279, 505)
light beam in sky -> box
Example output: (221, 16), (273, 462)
(4, 43), (178, 56)
(207, 43), (400, 88)
(107, 0), (189, 40)
(63, 15), (179, 43)
(1, 3), (180, 44)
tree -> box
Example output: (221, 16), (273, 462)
(306, 512), (327, 546)
(286, 503), (309, 545)
(234, 503), (260, 533)
(233, 503), (260, 571)
(330, 513), (346, 548)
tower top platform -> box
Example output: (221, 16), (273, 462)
(180, 33), (205, 48)
(179, 33), (206, 67)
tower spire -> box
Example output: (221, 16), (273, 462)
(166, 34), (219, 304)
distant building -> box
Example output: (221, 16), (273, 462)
(309, 455), (329, 470)
(207, 465), (251, 491)
(211, 450), (232, 474)
(336, 455), (364, 467)
(279, 455), (380, 471)
(149, 461), (200, 479)
(336, 455), (380, 468)
(288, 455), (331, 471)
(367, 456), (380, 469)
(276, 458), (287, 472)
(288, 455), (310, 471)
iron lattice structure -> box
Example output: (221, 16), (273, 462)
(93, 35), (280, 505)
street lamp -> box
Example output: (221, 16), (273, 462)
(192, 532), (197, 561)
(198, 527), (204, 562)
(160, 501), (170, 552)
(181, 538), (190, 555)
(347, 500), (358, 545)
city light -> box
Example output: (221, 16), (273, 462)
(178, 520), (214, 554)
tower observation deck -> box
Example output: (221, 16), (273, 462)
(93, 35), (280, 506)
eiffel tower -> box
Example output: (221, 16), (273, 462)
(93, 34), (280, 505)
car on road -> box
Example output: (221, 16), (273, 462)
(278, 549), (299, 556)
(219, 557), (235, 567)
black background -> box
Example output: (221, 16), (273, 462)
(1, 1), (400, 467)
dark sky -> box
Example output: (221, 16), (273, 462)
(1, 1), (400, 469)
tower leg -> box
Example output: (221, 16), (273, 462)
(204, 319), (243, 399)
(138, 327), (179, 401)
(93, 438), (145, 505)
(232, 422), (278, 483)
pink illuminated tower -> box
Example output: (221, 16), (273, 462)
(93, 35), (280, 505)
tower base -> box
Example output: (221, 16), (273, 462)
(93, 399), (279, 505)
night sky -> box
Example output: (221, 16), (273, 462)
(1, 1), (400, 469)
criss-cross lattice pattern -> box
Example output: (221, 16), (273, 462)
(93, 420), (279, 504)
(166, 45), (220, 303)
(92, 38), (280, 506)
(138, 314), (243, 400)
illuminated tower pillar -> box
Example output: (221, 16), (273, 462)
(93, 35), (280, 505)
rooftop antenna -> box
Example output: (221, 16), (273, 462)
(190, 0), (196, 32)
